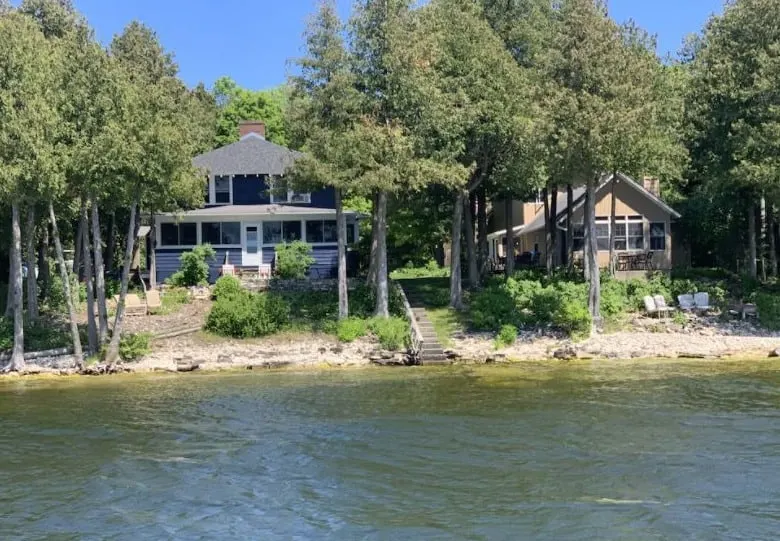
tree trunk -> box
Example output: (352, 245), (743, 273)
(5, 248), (16, 318)
(586, 178), (600, 332)
(3, 204), (25, 372)
(336, 188), (348, 320)
(543, 186), (550, 274)
(566, 184), (574, 272)
(768, 204), (778, 277)
(505, 198), (515, 277)
(583, 186), (591, 280)
(463, 192), (479, 288)
(80, 204), (98, 354)
(91, 202), (108, 343)
(73, 215), (83, 279)
(477, 185), (488, 278)
(748, 203), (758, 279)
(149, 212), (157, 288)
(105, 199), (139, 365)
(549, 186), (558, 272)
(38, 224), (50, 303)
(450, 191), (464, 309)
(608, 176), (617, 276)
(49, 202), (83, 368)
(25, 207), (39, 322)
(367, 192), (379, 287)
(374, 191), (389, 318)
(105, 211), (115, 272)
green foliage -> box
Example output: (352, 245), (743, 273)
(168, 244), (216, 287)
(118, 332), (152, 362)
(213, 77), (287, 147)
(494, 324), (518, 349)
(104, 278), (121, 299)
(390, 260), (449, 279)
(213, 275), (242, 300)
(274, 241), (316, 279)
(45, 272), (84, 313)
(150, 287), (190, 315)
(337, 317), (369, 343)
(205, 291), (290, 338)
(368, 317), (409, 351)
(754, 293), (780, 331)
(0, 318), (71, 352)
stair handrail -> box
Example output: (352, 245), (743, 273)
(394, 281), (424, 359)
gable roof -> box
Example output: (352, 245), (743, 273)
(193, 133), (303, 176)
(520, 173), (680, 236)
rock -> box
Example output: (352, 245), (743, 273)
(769, 348), (780, 358)
(318, 347), (327, 354)
(176, 363), (200, 373)
(552, 345), (578, 361)
(216, 354), (232, 364)
(381, 351), (395, 360)
(331, 346), (344, 354)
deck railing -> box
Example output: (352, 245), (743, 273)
(394, 281), (424, 360)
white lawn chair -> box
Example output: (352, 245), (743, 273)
(678, 294), (696, 311)
(258, 264), (272, 279)
(653, 295), (675, 318)
(644, 296), (660, 318)
(694, 292), (711, 313)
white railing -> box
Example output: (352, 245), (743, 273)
(395, 281), (424, 360)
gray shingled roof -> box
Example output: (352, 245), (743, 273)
(192, 134), (303, 176)
(160, 205), (357, 218)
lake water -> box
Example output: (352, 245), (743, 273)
(1, 362), (780, 540)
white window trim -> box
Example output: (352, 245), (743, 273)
(269, 177), (311, 205)
(211, 174), (233, 205)
(571, 217), (646, 252)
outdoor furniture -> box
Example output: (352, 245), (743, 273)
(114, 294), (147, 316)
(678, 294), (696, 311)
(258, 264), (272, 279)
(644, 296), (662, 318)
(653, 295), (675, 317)
(146, 290), (162, 312)
(693, 292), (711, 312)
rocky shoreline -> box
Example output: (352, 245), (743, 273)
(4, 317), (780, 377)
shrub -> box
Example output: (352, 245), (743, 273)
(368, 317), (409, 351)
(495, 324), (518, 349)
(105, 278), (121, 299)
(754, 292), (780, 330)
(390, 260), (449, 279)
(46, 272), (83, 313)
(600, 278), (628, 317)
(205, 290), (290, 338)
(470, 285), (518, 330)
(151, 287), (190, 315)
(553, 298), (591, 339)
(118, 332), (152, 362)
(168, 244), (216, 287)
(213, 275), (242, 300)
(337, 318), (368, 343)
(0, 319), (72, 352)
(275, 241), (315, 279)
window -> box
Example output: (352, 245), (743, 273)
(613, 223), (627, 251)
(650, 222), (666, 250)
(160, 222), (196, 246)
(201, 222), (240, 245)
(628, 222), (644, 250)
(596, 220), (610, 251)
(270, 178), (311, 204)
(572, 224), (584, 251)
(263, 221), (302, 245)
(214, 176), (231, 204)
(306, 220), (338, 243)
(347, 223), (356, 244)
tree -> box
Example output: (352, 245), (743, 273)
(288, 0), (363, 320)
(0, 12), (59, 371)
(214, 77), (288, 147)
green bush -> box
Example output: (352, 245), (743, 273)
(754, 292), (780, 330)
(368, 317), (409, 351)
(495, 324), (518, 349)
(168, 244), (216, 287)
(105, 278), (121, 299)
(213, 275), (242, 300)
(275, 241), (315, 279)
(470, 284), (519, 330)
(149, 287), (190, 315)
(46, 272), (83, 313)
(553, 299), (591, 339)
(337, 318), (368, 343)
(205, 290), (290, 338)
(601, 278), (628, 317)
(118, 332), (152, 362)
(390, 260), (449, 279)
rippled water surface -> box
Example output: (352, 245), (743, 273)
(2, 361), (780, 540)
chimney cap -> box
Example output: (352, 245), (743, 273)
(239, 120), (266, 140)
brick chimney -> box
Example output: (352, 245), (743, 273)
(643, 176), (660, 197)
(239, 120), (266, 140)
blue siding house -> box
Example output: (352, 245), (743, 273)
(153, 121), (359, 284)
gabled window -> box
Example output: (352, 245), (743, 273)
(270, 178), (311, 204)
(214, 175), (231, 204)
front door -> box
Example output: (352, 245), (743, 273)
(243, 223), (262, 267)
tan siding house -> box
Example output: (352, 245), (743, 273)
(488, 173), (680, 274)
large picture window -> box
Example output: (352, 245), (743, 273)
(306, 220), (338, 243)
(160, 222), (197, 246)
(270, 178), (311, 204)
(650, 222), (666, 250)
(201, 222), (240, 245)
(263, 221), (302, 245)
(214, 175), (231, 204)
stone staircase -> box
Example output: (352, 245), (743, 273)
(410, 307), (449, 365)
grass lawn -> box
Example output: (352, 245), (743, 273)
(396, 277), (468, 347)
(426, 307), (465, 348)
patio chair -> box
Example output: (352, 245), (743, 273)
(643, 296), (660, 318)
(146, 290), (162, 313)
(678, 294), (696, 311)
(653, 295), (675, 318)
(114, 293), (147, 316)
(693, 292), (711, 313)
(258, 264), (272, 279)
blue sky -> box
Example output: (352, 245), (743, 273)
(69, 0), (724, 91)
